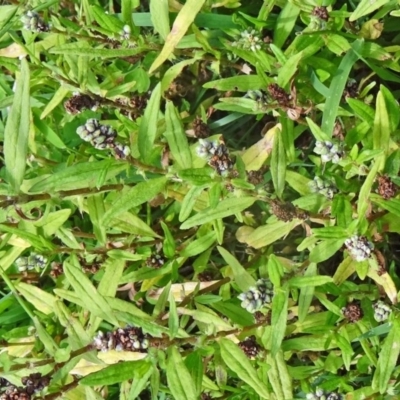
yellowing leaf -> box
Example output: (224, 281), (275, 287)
(149, 0), (206, 73)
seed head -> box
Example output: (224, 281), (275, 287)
(238, 279), (274, 313)
(344, 235), (373, 262)
(342, 302), (363, 323)
(373, 301), (391, 322)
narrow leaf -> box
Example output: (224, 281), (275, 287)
(150, 0), (170, 41)
(138, 82), (161, 161)
(180, 197), (255, 230)
(149, 0), (206, 73)
(166, 347), (197, 400)
(164, 101), (192, 169)
(271, 128), (286, 199)
(271, 287), (288, 356)
(4, 58), (30, 193)
(219, 338), (269, 399)
(102, 177), (167, 226)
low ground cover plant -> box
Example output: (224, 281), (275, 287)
(0, 0), (400, 399)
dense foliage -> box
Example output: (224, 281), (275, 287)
(0, 0), (400, 399)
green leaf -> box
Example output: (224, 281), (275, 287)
(285, 170), (311, 196)
(333, 256), (356, 285)
(164, 101), (192, 169)
(203, 75), (265, 91)
(161, 58), (199, 93)
(218, 246), (255, 291)
(245, 219), (302, 249)
(150, 0), (170, 40)
(277, 51), (303, 88)
(309, 239), (345, 263)
(0, 6), (17, 31)
(288, 275), (333, 288)
(4, 58), (30, 193)
(50, 45), (147, 58)
(321, 40), (363, 136)
(346, 98), (375, 125)
(371, 195), (400, 218)
(138, 82), (161, 161)
(372, 318), (400, 393)
(180, 231), (216, 257)
(298, 263), (317, 323)
(271, 287), (288, 356)
(168, 290), (179, 339)
(306, 117), (330, 141)
(29, 160), (126, 193)
(166, 347), (198, 400)
(357, 156), (381, 217)
(102, 177), (167, 226)
(16, 283), (56, 315)
(87, 194), (106, 245)
(379, 85), (400, 132)
(185, 351), (203, 397)
(40, 86), (69, 119)
(81, 361), (150, 386)
(219, 338), (269, 399)
(64, 258), (119, 326)
(312, 226), (348, 240)
(180, 197), (255, 229)
(273, 3), (300, 49)
(267, 351), (293, 400)
(270, 129), (286, 199)
(350, 0), (391, 21)
(372, 90), (390, 162)
(149, 0), (206, 73)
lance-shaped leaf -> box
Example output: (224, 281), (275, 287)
(149, 0), (206, 73)
(102, 177), (167, 226)
(180, 197), (255, 229)
(219, 338), (269, 399)
(138, 82), (161, 161)
(4, 58), (30, 193)
(271, 127), (286, 199)
(164, 101), (192, 169)
(271, 287), (288, 356)
(167, 347), (198, 400)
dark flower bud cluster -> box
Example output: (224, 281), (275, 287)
(307, 389), (342, 400)
(313, 141), (343, 164)
(196, 139), (234, 175)
(0, 379), (10, 388)
(64, 94), (99, 115)
(21, 373), (49, 394)
(308, 176), (337, 199)
(238, 335), (261, 358)
(21, 10), (49, 33)
(373, 301), (392, 322)
(93, 326), (149, 352)
(268, 83), (291, 106)
(377, 175), (396, 200)
(15, 253), (47, 272)
(76, 119), (130, 159)
(0, 386), (31, 400)
(311, 6), (329, 21)
(344, 235), (373, 262)
(342, 302), (363, 323)
(192, 116), (211, 139)
(238, 279), (274, 313)
(343, 79), (359, 99)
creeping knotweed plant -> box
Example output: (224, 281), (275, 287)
(21, 10), (49, 33)
(344, 235), (373, 262)
(76, 119), (130, 158)
(93, 326), (149, 352)
(373, 301), (392, 322)
(313, 141), (343, 164)
(196, 139), (234, 175)
(232, 29), (262, 52)
(15, 254), (47, 272)
(238, 279), (274, 313)
(308, 176), (337, 199)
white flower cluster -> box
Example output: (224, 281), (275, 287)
(93, 326), (149, 352)
(21, 10), (49, 33)
(76, 119), (130, 158)
(121, 25), (131, 40)
(196, 139), (234, 175)
(306, 389), (342, 400)
(232, 29), (262, 52)
(308, 176), (337, 199)
(373, 301), (391, 322)
(344, 235), (373, 262)
(238, 279), (274, 313)
(313, 141), (343, 164)
(15, 253), (47, 272)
